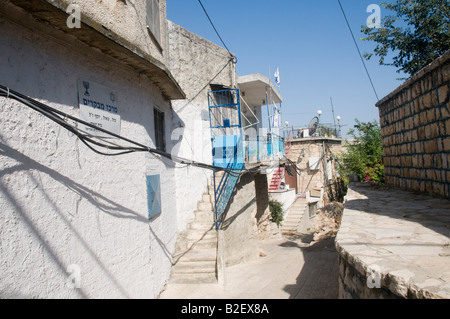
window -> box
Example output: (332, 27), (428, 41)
(146, 0), (161, 44)
(154, 107), (166, 152)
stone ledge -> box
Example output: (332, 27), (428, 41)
(335, 183), (450, 299)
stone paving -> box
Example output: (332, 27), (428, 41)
(336, 183), (450, 299)
(159, 234), (339, 299)
(160, 183), (450, 299)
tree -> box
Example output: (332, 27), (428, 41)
(338, 119), (384, 185)
(361, 0), (450, 76)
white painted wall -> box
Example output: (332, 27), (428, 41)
(168, 21), (236, 231)
(0, 12), (177, 298)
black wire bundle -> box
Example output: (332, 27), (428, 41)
(0, 84), (245, 175)
(284, 157), (303, 175)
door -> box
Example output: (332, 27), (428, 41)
(285, 165), (298, 194)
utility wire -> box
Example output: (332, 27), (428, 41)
(197, 0), (236, 62)
(337, 0), (380, 101)
(0, 85), (249, 175)
(176, 56), (234, 113)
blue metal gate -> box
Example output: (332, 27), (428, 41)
(208, 88), (244, 230)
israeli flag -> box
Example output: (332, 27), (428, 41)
(274, 68), (280, 87)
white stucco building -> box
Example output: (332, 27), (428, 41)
(0, 0), (288, 298)
(0, 0), (219, 298)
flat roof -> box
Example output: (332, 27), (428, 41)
(238, 74), (283, 106)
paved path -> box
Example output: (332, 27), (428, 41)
(159, 234), (339, 299)
(336, 183), (450, 299)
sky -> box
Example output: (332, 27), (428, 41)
(167, 0), (408, 138)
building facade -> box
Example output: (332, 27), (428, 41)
(0, 0), (288, 298)
(285, 136), (343, 207)
(0, 0), (186, 298)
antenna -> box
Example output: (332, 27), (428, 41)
(330, 97), (337, 135)
(308, 116), (319, 136)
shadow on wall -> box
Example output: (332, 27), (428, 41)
(0, 139), (172, 298)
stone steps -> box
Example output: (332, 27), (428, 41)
(169, 272), (217, 284)
(281, 198), (308, 234)
(169, 181), (218, 284)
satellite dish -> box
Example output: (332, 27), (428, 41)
(308, 116), (319, 136)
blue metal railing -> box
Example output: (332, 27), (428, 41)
(244, 134), (285, 164)
(208, 88), (245, 230)
(213, 161), (245, 230)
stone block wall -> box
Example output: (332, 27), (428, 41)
(287, 138), (343, 196)
(376, 50), (450, 198)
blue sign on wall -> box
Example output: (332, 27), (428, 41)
(147, 175), (162, 220)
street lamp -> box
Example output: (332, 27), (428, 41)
(317, 110), (322, 136)
(336, 116), (341, 138)
(284, 121), (290, 139)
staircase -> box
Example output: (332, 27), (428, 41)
(268, 137), (292, 191)
(268, 166), (286, 191)
(169, 185), (218, 284)
(281, 198), (308, 235)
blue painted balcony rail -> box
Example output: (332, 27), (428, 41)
(244, 134), (285, 164)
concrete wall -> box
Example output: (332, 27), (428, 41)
(0, 5), (178, 298)
(46, 0), (169, 66)
(269, 189), (296, 215)
(376, 50), (450, 198)
(168, 21), (237, 231)
(254, 173), (276, 239)
(219, 174), (260, 267)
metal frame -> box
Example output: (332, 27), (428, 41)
(208, 88), (244, 230)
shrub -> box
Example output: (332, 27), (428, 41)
(269, 200), (284, 227)
(338, 119), (385, 185)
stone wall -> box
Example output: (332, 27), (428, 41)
(376, 50), (450, 198)
(287, 138), (342, 198)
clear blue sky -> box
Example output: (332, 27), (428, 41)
(167, 0), (407, 138)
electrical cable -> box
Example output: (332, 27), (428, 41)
(197, 0), (235, 62)
(337, 0), (380, 101)
(1, 85), (290, 179)
(0, 85), (249, 174)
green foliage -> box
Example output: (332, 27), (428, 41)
(361, 0), (450, 76)
(318, 124), (338, 138)
(269, 200), (284, 227)
(338, 119), (385, 185)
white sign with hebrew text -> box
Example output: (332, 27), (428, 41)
(77, 79), (121, 137)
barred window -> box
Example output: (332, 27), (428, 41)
(154, 107), (166, 152)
